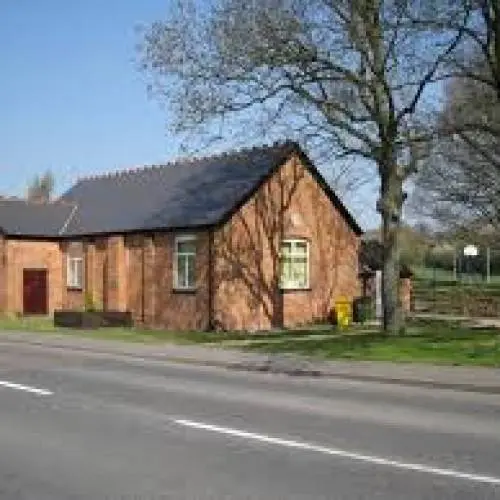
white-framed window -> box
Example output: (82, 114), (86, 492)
(67, 256), (83, 289)
(174, 235), (197, 290)
(280, 239), (310, 290)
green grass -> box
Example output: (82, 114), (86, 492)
(1, 315), (498, 367)
(0, 315), (218, 344)
(414, 283), (500, 295)
(0, 315), (59, 332)
(51, 327), (218, 345)
(243, 319), (500, 367)
(412, 266), (500, 286)
(66, 327), (338, 345)
(0, 315), (342, 345)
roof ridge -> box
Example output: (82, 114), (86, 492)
(75, 140), (298, 183)
(0, 196), (74, 207)
(0, 195), (24, 202)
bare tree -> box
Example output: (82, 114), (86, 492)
(412, 70), (500, 230)
(141, 0), (470, 334)
(410, 1), (500, 233)
(450, 0), (500, 97)
(27, 170), (55, 202)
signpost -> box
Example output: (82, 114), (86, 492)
(463, 244), (478, 257)
(487, 246), (491, 283)
(463, 244), (478, 283)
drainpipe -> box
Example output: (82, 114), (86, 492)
(141, 238), (146, 325)
(208, 229), (214, 331)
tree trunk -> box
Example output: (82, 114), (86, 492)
(379, 160), (404, 335)
(489, 0), (500, 98)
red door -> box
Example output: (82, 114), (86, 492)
(23, 269), (48, 315)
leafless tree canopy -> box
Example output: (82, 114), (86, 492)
(142, 1), (468, 161)
(413, 73), (500, 227)
(407, 0), (500, 240)
(449, 0), (500, 97)
(140, 0), (489, 333)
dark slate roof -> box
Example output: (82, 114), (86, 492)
(0, 142), (362, 237)
(0, 198), (76, 237)
(60, 141), (362, 236)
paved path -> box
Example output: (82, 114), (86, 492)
(0, 338), (499, 498)
(209, 331), (361, 346)
(413, 312), (500, 328)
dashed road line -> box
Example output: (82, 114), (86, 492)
(173, 417), (500, 486)
(0, 379), (53, 396)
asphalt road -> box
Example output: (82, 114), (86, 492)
(0, 340), (499, 499)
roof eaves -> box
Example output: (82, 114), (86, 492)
(5, 233), (63, 240)
(57, 222), (215, 239)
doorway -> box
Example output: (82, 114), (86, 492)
(23, 269), (48, 315)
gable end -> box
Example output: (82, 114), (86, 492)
(215, 142), (363, 236)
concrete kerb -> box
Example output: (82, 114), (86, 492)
(228, 357), (500, 394)
(1, 331), (499, 394)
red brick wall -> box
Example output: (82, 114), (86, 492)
(60, 241), (84, 310)
(362, 274), (413, 316)
(106, 236), (128, 311)
(65, 289), (83, 310)
(0, 236), (7, 313)
(4, 239), (64, 315)
(143, 236), (156, 325)
(59, 236), (117, 313)
(152, 233), (210, 330)
(400, 277), (412, 314)
(213, 155), (360, 331)
(122, 233), (210, 329)
(81, 237), (112, 311)
(94, 238), (108, 309)
(126, 234), (144, 322)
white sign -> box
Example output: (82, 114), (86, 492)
(463, 245), (479, 257)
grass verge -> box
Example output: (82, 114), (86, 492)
(244, 319), (500, 367)
(0, 315), (216, 344)
(0, 315), (343, 345)
(0, 316), (498, 367)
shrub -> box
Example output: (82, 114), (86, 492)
(84, 292), (97, 312)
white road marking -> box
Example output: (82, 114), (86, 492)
(173, 418), (500, 486)
(0, 379), (53, 396)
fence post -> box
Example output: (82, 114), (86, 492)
(453, 248), (457, 281)
(433, 262), (437, 311)
(486, 246), (491, 284)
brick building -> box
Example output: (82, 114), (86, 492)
(359, 239), (413, 315)
(0, 142), (363, 330)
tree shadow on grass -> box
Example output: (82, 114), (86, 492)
(245, 333), (394, 357)
(245, 322), (500, 365)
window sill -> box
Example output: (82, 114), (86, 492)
(67, 286), (83, 292)
(172, 288), (197, 294)
(279, 287), (312, 293)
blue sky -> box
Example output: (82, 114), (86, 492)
(0, 2), (178, 192)
(0, 1), (378, 229)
